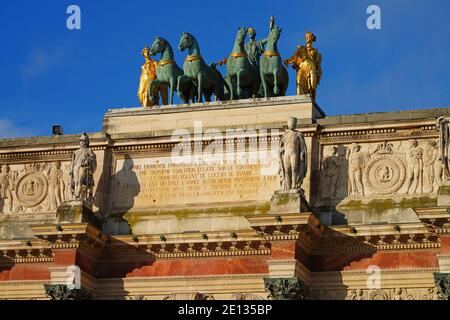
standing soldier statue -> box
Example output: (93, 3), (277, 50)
(69, 133), (97, 204)
(285, 31), (322, 101)
(437, 116), (450, 180)
(279, 117), (308, 191)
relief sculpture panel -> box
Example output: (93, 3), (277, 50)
(0, 161), (70, 215)
(319, 139), (442, 201)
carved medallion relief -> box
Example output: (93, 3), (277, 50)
(319, 139), (442, 201)
(0, 161), (70, 214)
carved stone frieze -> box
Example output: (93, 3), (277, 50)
(341, 287), (442, 300)
(163, 292), (215, 300)
(0, 161), (70, 215)
(319, 139), (443, 201)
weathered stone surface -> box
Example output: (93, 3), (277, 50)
(56, 200), (101, 228)
(437, 182), (450, 206)
(1, 96), (450, 300)
(104, 95), (323, 136)
(270, 190), (309, 214)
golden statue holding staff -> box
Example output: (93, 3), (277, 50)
(285, 31), (322, 101)
(138, 46), (168, 107)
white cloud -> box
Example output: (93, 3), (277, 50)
(21, 45), (67, 79)
(0, 119), (32, 139)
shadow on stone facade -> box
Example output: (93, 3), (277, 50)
(307, 227), (379, 300)
(101, 155), (140, 235)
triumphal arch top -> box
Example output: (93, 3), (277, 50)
(1, 18), (450, 300)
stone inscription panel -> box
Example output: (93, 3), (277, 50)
(111, 152), (279, 209)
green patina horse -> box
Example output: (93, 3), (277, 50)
(259, 26), (289, 98)
(226, 27), (261, 100)
(178, 32), (228, 102)
(149, 36), (196, 105)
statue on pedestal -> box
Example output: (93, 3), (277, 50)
(437, 116), (450, 180)
(279, 117), (307, 190)
(138, 46), (168, 107)
(69, 133), (97, 204)
(285, 31), (322, 101)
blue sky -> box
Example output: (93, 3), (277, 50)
(0, 0), (450, 138)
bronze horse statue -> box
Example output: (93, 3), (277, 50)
(150, 37), (197, 104)
(178, 32), (229, 102)
(226, 27), (261, 100)
(259, 26), (289, 98)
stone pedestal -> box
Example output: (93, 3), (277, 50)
(270, 189), (309, 214)
(56, 200), (101, 228)
(437, 182), (450, 207)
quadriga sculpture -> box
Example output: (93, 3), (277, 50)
(226, 27), (261, 100)
(178, 32), (229, 102)
(150, 37), (197, 105)
(259, 25), (289, 98)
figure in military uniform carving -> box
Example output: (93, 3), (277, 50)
(69, 133), (97, 203)
(279, 117), (307, 190)
(285, 31), (322, 101)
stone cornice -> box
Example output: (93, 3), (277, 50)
(414, 206), (450, 235)
(106, 230), (271, 261)
(246, 213), (324, 246)
(0, 240), (54, 265)
(31, 223), (108, 249)
(105, 95), (318, 117)
(319, 125), (437, 145)
(309, 220), (444, 254)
